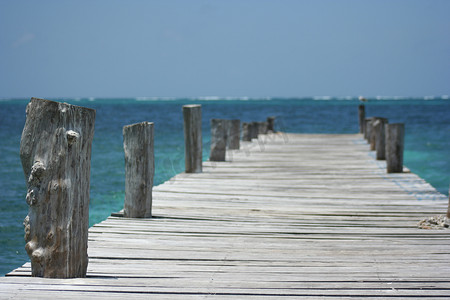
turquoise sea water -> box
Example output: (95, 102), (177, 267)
(1, 97), (449, 276)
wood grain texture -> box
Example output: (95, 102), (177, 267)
(123, 122), (154, 218)
(386, 123), (405, 173)
(19, 97), (95, 278)
(373, 117), (388, 160)
(183, 105), (202, 173)
(4, 132), (449, 298)
(226, 119), (240, 150)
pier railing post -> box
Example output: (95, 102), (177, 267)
(358, 105), (365, 134)
(385, 123), (405, 173)
(373, 118), (388, 160)
(20, 97), (95, 278)
(183, 104), (202, 173)
(123, 122), (154, 218)
(210, 119), (227, 161)
(227, 119), (240, 150)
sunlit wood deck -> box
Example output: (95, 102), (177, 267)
(2, 133), (449, 299)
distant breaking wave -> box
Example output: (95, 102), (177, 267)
(134, 95), (450, 101)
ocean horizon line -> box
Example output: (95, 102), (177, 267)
(1, 95), (449, 102)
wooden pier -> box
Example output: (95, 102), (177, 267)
(2, 133), (449, 299)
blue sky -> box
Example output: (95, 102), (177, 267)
(1, 0), (449, 98)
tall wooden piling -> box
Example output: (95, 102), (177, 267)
(227, 119), (240, 150)
(123, 122), (154, 218)
(373, 118), (388, 160)
(183, 105), (202, 173)
(20, 97), (95, 278)
(210, 119), (227, 161)
(385, 123), (405, 173)
(358, 105), (365, 134)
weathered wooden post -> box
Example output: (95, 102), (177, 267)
(183, 104), (202, 173)
(373, 118), (388, 160)
(446, 184), (450, 219)
(210, 118), (227, 161)
(267, 116), (276, 133)
(364, 117), (375, 142)
(258, 122), (269, 135)
(123, 122), (154, 218)
(248, 122), (255, 140)
(242, 122), (251, 141)
(358, 105), (365, 134)
(223, 119), (231, 147)
(370, 117), (387, 151)
(385, 123), (405, 173)
(364, 118), (370, 140)
(20, 97), (95, 278)
(227, 119), (240, 150)
(250, 121), (259, 139)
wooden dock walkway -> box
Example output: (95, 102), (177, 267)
(2, 133), (449, 299)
